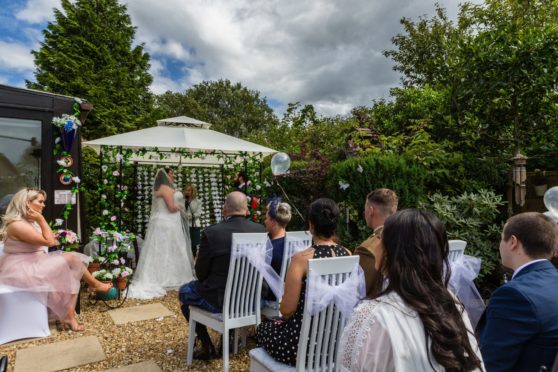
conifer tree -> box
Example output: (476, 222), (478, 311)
(28, 0), (153, 139)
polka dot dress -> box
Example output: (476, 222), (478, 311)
(256, 244), (349, 366)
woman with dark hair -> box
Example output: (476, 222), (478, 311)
(339, 209), (483, 371)
(257, 198), (351, 366)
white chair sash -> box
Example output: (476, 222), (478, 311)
(231, 240), (284, 300)
(306, 261), (364, 319)
(288, 239), (309, 258)
(448, 254), (485, 329)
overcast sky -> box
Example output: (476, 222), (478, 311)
(0, 0), (472, 116)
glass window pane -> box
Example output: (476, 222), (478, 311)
(0, 117), (42, 213)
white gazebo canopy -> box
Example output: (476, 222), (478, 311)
(83, 116), (277, 165)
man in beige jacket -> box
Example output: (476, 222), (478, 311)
(354, 188), (398, 297)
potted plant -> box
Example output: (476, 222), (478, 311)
(54, 229), (79, 251)
(112, 266), (133, 290)
(92, 270), (118, 300)
(87, 255), (105, 274)
(52, 114), (81, 152)
(532, 169), (549, 197)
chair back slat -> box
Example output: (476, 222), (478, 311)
(281, 231), (312, 282)
(295, 256), (359, 372)
(448, 239), (467, 263)
(223, 233), (268, 322)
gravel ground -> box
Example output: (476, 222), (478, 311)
(0, 290), (253, 371)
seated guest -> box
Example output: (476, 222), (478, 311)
(339, 209), (483, 371)
(478, 212), (558, 371)
(354, 188), (398, 297)
(178, 191), (265, 360)
(257, 198), (351, 366)
(264, 198), (292, 274)
(0, 188), (112, 332)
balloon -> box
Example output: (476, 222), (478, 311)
(543, 186), (558, 218)
(271, 152), (291, 176)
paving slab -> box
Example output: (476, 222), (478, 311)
(108, 303), (174, 325)
(14, 335), (105, 372)
(104, 360), (162, 372)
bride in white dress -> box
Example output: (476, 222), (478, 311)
(128, 168), (196, 299)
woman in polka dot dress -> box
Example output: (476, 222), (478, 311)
(256, 198), (351, 366)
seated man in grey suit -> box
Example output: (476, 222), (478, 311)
(178, 191), (265, 360)
(478, 212), (558, 371)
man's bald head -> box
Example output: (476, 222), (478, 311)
(224, 191), (248, 217)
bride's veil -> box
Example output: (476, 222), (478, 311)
(150, 168), (174, 215)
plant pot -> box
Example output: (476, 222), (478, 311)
(96, 283), (119, 301)
(115, 277), (127, 290)
(87, 262), (101, 275)
(534, 184), (548, 197)
(60, 128), (77, 152)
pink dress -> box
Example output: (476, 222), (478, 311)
(0, 221), (88, 320)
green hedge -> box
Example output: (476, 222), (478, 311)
(326, 154), (427, 249)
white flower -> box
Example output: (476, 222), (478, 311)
(102, 209), (109, 216)
(72, 176), (80, 184)
(357, 165), (363, 173)
(57, 159), (69, 167)
(55, 137), (61, 144)
(115, 153), (123, 162)
(54, 218), (64, 226)
(339, 181), (350, 190)
(101, 165), (108, 172)
(103, 179), (108, 184)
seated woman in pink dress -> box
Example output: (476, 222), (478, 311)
(0, 188), (112, 331)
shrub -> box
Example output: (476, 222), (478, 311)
(326, 154), (427, 249)
(419, 189), (505, 296)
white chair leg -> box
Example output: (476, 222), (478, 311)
(223, 328), (229, 372)
(187, 320), (196, 365)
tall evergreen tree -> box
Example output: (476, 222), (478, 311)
(28, 0), (153, 139)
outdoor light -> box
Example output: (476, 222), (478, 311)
(511, 152), (527, 207)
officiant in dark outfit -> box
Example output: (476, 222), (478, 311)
(178, 191), (265, 360)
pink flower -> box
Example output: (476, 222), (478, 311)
(112, 259), (120, 265)
(94, 228), (102, 235)
(110, 216), (117, 221)
(108, 244), (117, 253)
(121, 271), (128, 278)
(112, 170), (120, 176)
(120, 257), (125, 265)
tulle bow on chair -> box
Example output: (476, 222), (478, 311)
(306, 260), (365, 319)
(448, 254), (485, 329)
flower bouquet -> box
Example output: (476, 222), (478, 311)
(52, 114), (81, 152)
(54, 229), (79, 251)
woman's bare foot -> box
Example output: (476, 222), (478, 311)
(63, 317), (85, 332)
(88, 281), (113, 294)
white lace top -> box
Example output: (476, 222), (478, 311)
(338, 291), (484, 371)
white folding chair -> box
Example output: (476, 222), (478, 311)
(0, 242), (50, 345)
(262, 231), (312, 319)
(187, 232), (268, 372)
(448, 239), (467, 263)
(250, 255), (360, 372)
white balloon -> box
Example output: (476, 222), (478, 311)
(543, 186), (558, 218)
(271, 152), (291, 176)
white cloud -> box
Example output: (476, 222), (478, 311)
(15, 0), (59, 24)
(126, 0), (468, 116)
(4, 0), (474, 116)
(0, 41), (35, 71)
